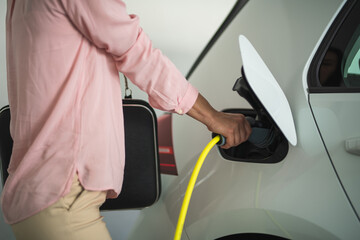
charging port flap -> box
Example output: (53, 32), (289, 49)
(217, 36), (296, 164)
(238, 35), (297, 146)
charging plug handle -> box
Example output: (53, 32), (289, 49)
(212, 116), (274, 148)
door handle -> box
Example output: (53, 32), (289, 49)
(345, 137), (360, 156)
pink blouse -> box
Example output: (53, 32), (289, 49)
(2, 0), (198, 224)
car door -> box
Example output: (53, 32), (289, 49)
(308, 0), (360, 219)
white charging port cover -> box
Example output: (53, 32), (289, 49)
(239, 35), (297, 146)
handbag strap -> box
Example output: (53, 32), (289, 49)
(123, 74), (132, 99)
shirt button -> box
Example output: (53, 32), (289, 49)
(177, 109), (183, 114)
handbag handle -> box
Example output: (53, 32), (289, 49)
(123, 74), (132, 99)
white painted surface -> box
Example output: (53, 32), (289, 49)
(239, 35), (297, 146)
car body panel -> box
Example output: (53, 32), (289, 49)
(309, 93), (360, 218)
(127, 0), (360, 239)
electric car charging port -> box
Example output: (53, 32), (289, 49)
(217, 108), (289, 163)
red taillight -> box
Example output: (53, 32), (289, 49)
(159, 146), (174, 155)
(157, 114), (178, 175)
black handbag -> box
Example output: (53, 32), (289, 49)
(101, 75), (161, 210)
(101, 97), (161, 210)
(0, 105), (11, 186)
(0, 76), (161, 210)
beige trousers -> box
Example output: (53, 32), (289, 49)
(11, 174), (112, 240)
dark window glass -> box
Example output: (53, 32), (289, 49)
(318, 1), (360, 88)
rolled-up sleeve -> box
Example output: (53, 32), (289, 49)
(60, 0), (198, 114)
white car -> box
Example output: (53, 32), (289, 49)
(126, 0), (360, 239)
(1, 0), (359, 239)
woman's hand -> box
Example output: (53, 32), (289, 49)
(186, 93), (252, 149)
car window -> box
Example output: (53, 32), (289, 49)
(309, 0), (360, 92)
(343, 27), (360, 87)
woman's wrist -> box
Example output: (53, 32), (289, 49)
(186, 93), (218, 129)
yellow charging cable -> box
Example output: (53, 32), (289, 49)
(174, 135), (222, 240)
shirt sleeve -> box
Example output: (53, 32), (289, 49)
(60, 0), (198, 114)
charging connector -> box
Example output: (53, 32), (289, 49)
(213, 116), (275, 149)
